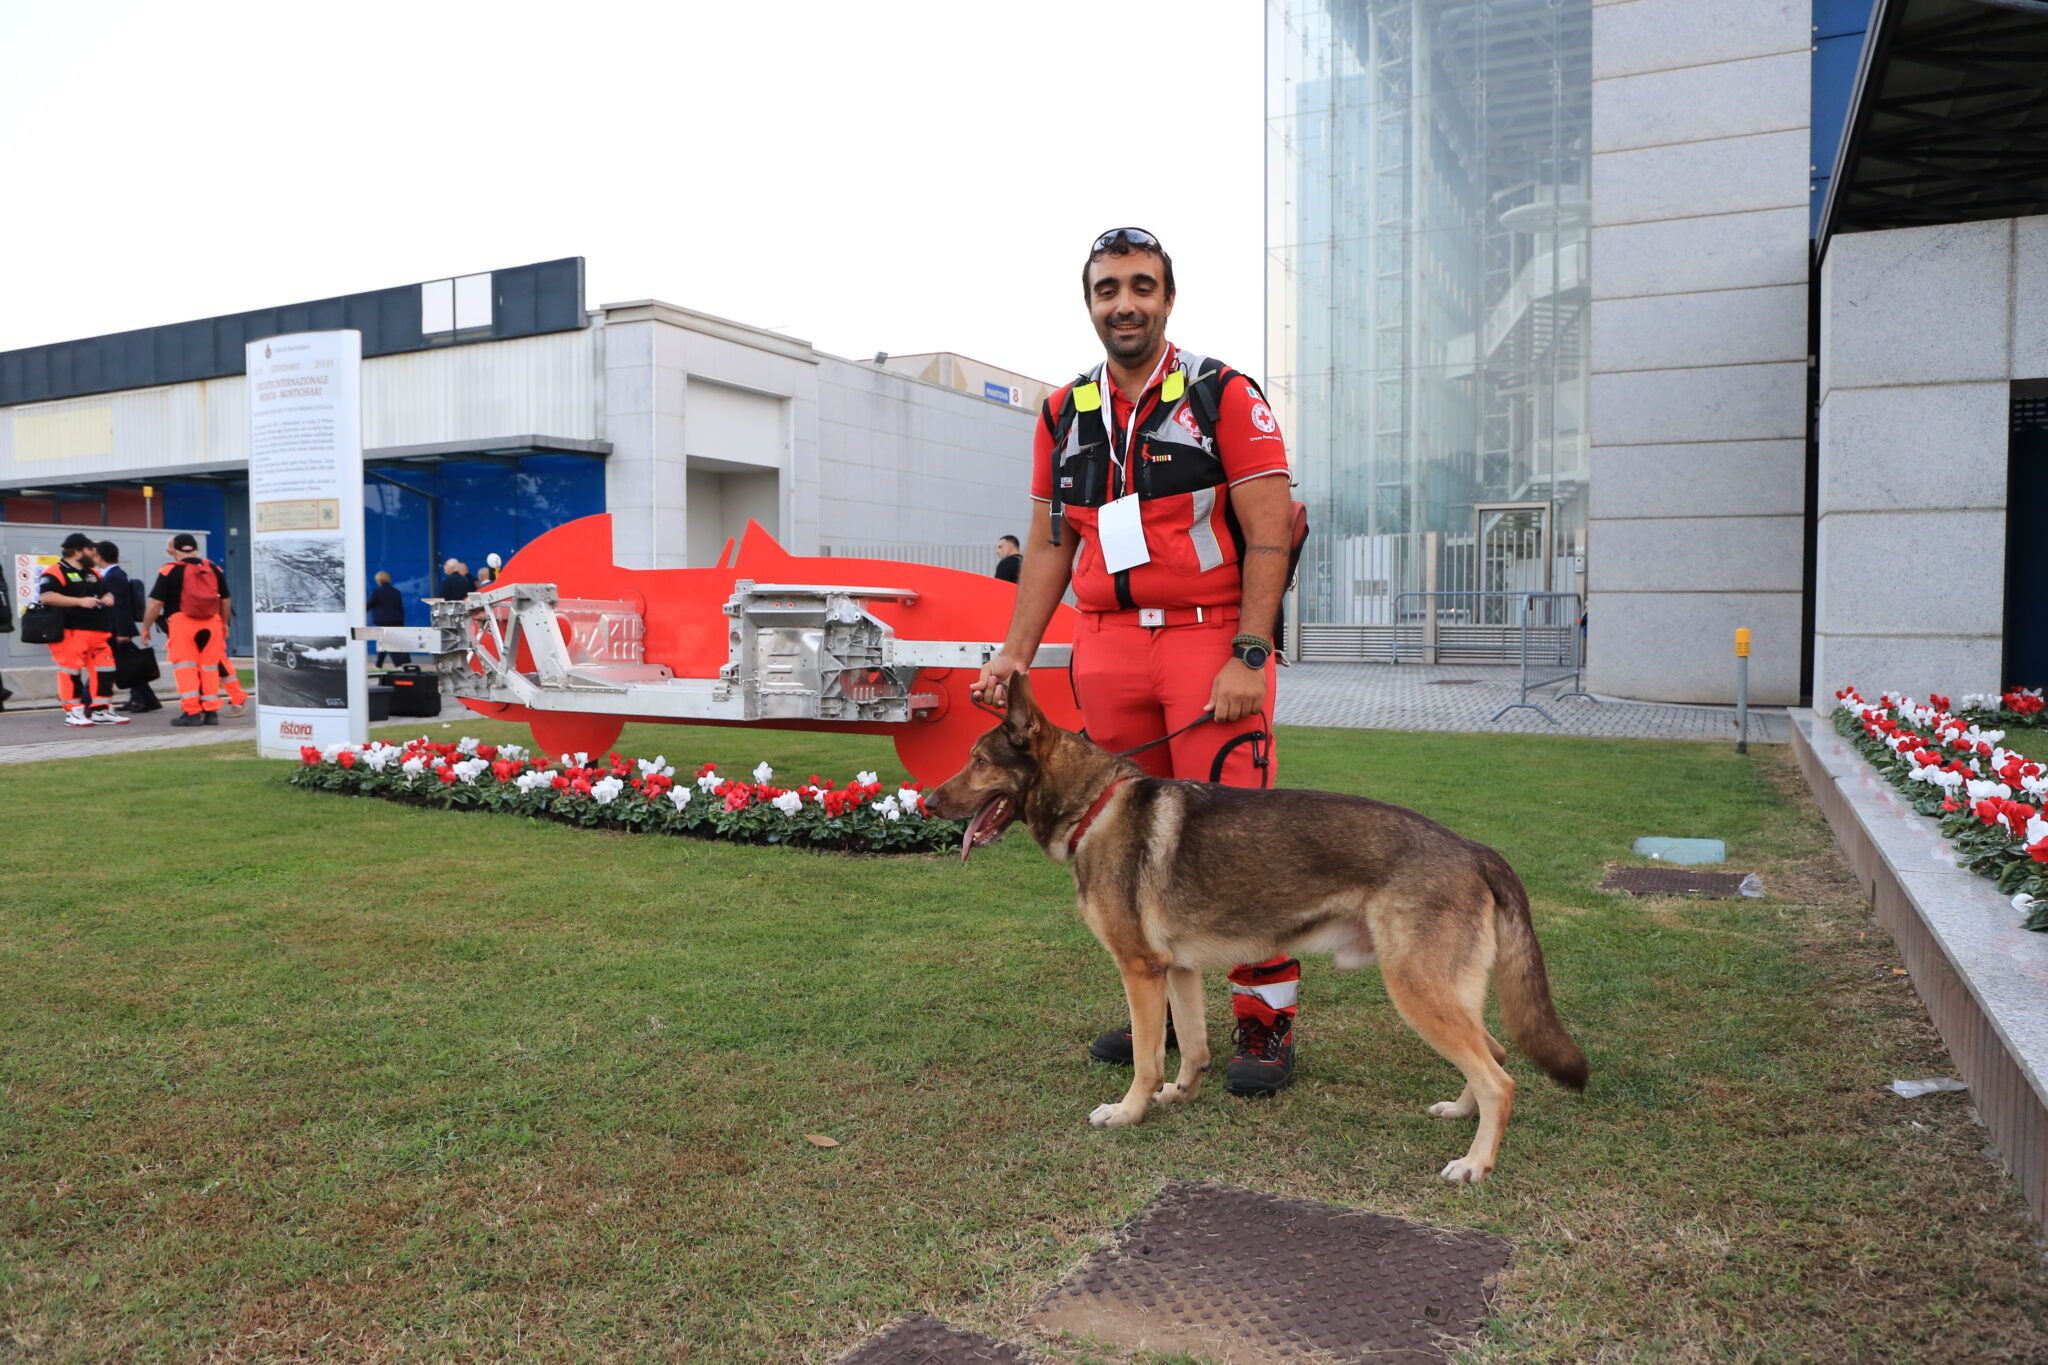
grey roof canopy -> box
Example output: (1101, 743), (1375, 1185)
(1820, 0), (2048, 253)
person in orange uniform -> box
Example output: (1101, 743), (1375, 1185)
(38, 533), (130, 728)
(974, 227), (1304, 1097)
(140, 533), (234, 728)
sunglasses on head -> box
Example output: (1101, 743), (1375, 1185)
(1092, 226), (1162, 253)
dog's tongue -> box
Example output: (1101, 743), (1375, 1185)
(959, 797), (1004, 863)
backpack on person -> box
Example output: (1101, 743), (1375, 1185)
(180, 560), (223, 620)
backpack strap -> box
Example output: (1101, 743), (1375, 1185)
(1043, 374), (1092, 548)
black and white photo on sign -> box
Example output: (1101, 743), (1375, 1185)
(255, 633), (351, 710)
(252, 536), (346, 613)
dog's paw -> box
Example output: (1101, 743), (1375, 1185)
(1153, 1082), (1194, 1105)
(1088, 1102), (1138, 1129)
(1428, 1098), (1475, 1120)
(1438, 1157), (1493, 1184)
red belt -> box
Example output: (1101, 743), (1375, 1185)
(1084, 605), (1238, 629)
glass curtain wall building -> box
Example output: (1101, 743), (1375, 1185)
(1266, 0), (1591, 652)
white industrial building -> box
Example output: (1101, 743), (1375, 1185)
(0, 259), (1044, 688)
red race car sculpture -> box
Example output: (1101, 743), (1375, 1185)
(357, 513), (1080, 785)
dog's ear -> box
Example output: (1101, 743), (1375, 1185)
(1004, 670), (1042, 748)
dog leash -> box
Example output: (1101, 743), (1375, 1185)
(972, 693), (1272, 788)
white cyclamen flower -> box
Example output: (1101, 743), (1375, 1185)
(1966, 779), (2012, 804)
(667, 786), (692, 812)
(457, 736), (480, 756)
(875, 795), (902, 822)
(591, 775), (625, 806)
(753, 761), (775, 784)
(856, 770), (879, 787)
(697, 768), (722, 792)
(401, 756), (428, 778)
(897, 785), (921, 810)
(453, 757), (491, 785)
(771, 790), (804, 817)
(638, 756), (674, 779)
(515, 769), (555, 794)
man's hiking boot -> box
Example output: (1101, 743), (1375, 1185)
(1225, 1016), (1297, 1098)
(1089, 1017), (1179, 1064)
(202, 711), (220, 726)
(169, 712), (205, 728)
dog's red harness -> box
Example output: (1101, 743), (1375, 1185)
(1067, 778), (1131, 857)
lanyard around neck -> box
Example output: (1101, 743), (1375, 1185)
(1106, 344), (1172, 493)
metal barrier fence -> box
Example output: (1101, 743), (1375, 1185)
(1385, 590), (1579, 668)
(1489, 592), (1594, 724)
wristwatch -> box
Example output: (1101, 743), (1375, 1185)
(1231, 634), (1273, 671)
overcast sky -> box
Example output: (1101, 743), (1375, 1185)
(0, 0), (1268, 386)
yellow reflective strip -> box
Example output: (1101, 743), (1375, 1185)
(1072, 383), (1102, 413)
(1160, 370), (1186, 402)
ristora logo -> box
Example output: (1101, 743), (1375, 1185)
(280, 719), (314, 738)
(264, 343), (271, 359)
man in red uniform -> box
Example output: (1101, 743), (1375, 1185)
(140, 533), (235, 728)
(974, 227), (1304, 1097)
(38, 533), (130, 728)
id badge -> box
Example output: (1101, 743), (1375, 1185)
(1098, 493), (1151, 574)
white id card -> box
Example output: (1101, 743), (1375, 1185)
(1097, 493), (1151, 573)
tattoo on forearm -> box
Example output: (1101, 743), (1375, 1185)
(1246, 544), (1290, 555)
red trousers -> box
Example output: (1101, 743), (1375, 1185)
(50, 630), (114, 712)
(1070, 611), (1277, 785)
(1071, 610), (1297, 1025)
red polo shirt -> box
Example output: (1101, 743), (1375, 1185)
(1031, 342), (1289, 612)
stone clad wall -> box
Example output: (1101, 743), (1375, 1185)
(1813, 216), (2048, 702)
(1584, 0), (1813, 704)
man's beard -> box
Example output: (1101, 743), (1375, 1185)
(1103, 317), (1157, 360)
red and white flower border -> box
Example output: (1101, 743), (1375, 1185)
(1831, 686), (2048, 928)
(287, 735), (959, 854)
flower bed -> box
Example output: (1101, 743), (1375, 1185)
(287, 736), (962, 854)
(1831, 687), (2048, 926)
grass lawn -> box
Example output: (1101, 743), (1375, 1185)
(5, 718), (2047, 1363)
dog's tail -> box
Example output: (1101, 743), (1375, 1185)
(1478, 850), (1588, 1091)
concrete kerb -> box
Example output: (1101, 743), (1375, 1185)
(1790, 708), (2048, 1235)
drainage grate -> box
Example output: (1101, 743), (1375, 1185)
(836, 1316), (1037, 1364)
(1601, 865), (1752, 898)
(1426, 678), (1482, 686)
(1033, 1181), (1510, 1363)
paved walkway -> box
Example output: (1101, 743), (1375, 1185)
(0, 662), (1784, 765)
(1274, 661), (1790, 743)
(0, 703), (259, 764)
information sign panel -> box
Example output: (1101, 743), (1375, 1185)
(246, 331), (365, 758)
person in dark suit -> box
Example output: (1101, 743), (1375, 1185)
(368, 570), (409, 667)
(96, 540), (162, 713)
(438, 559), (475, 601)
(993, 535), (1023, 584)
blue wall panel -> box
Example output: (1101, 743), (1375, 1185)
(159, 483), (225, 564)
(364, 475), (435, 626)
(361, 454), (606, 625)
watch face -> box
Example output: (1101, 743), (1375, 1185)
(1239, 645), (1270, 670)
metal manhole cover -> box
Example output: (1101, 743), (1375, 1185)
(1426, 679), (1481, 686)
(1600, 865), (1752, 898)
(1033, 1182), (1511, 1363)
(837, 1316), (1037, 1364)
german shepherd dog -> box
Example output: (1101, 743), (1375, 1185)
(927, 674), (1588, 1183)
